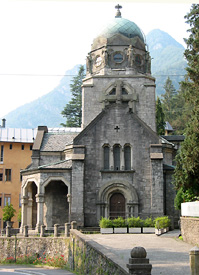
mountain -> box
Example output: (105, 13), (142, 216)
(3, 29), (187, 128)
(4, 65), (81, 128)
(146, 29), (187, 97)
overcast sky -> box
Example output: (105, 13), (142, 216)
(0, 0), (192, 120)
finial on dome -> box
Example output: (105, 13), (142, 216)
(115, 4), (122, 18)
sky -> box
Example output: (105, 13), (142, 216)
(0, 0), (193, 119)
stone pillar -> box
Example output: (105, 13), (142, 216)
(121, 147), (124, 170)
(65, 223), (70, 237)
(23, 225), (28, 237)
(54, 224), (59, 237)
(127, 247), (152, 275)
(35, 194), (45, 233)
(6, 225), (11, 237)
(190, 247), (199, 275)
(150, 145), (164, 216)
(110, 147), (113, 170)
(20, 196), (28, 233)
(71, 157), (84, 226)
(67, 194), (71, 224)
(71, 221), (77, 230)
(27, 196), (33, 228)
(40, 225), (46, 237)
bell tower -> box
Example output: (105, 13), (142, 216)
(82, 5), (156, 132)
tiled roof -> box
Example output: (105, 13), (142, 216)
(40, 132), (79, 152)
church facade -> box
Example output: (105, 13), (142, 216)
(21, 6), (178, 231)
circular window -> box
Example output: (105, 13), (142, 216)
(113, 53), (123, 63)
(95, 55), (102, 66)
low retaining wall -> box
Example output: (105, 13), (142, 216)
(0, 230), (128, 275)
(181, 217), (199, 246)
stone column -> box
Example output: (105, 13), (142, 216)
(6, 225), (11, 237)
(35, 194), (45, 233)
(121, 147), (124, 170)
(190, 247), (199, 275)
(65, 223), (70, 237)
(40, 225), (46, 237)
(127, 247), (152, 274)
(27, 196), (33, 228)
(71, 221), (77, 230)
(110, 147), (113, 170)
(20, 196), (28, 233)
(23, 225), (28, 237)
(67, 194), (71, 224)
(54, 224), (59, 237)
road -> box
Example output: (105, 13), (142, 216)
(0, 266), (75, 275)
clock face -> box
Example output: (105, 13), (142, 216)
(113, 53), (123, 63)
(95, 55), (102, 66)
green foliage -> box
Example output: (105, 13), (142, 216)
(112, 217), (126, 228)
(61, 65), (85, 127)
(99, 217), (113, 228)
(156, 97), (165, 135)
(174, 187), (199, 210)
(174, 5), (199, 203)
(3, 203), (16, 222)
(143, 217), (155, 227)
(154, 216), (171, 229)
(127, 217), (143, 228)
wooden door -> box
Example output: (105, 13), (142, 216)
(110, 193), (125, 219)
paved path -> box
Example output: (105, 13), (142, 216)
(87, 230), (193, 275)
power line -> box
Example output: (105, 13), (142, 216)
(0, 73), (76, 77)
(0, 73), (186, 77)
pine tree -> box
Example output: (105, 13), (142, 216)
(156, 97), (165, 135)
(162, 77), (177, 125)
(173, 4), (199, 208)
(61, 65), (85, 127)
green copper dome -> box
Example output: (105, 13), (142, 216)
(99, 17), (145, 42)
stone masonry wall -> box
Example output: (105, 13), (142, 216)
(0, 230), (128, 275)
(181, 217), (199, 246)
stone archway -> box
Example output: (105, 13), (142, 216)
(98, 180), (139, 220)
(44, 180), (69, 228)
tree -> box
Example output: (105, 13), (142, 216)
(156, 97), (165, 135)
(173, 4), (199, 208)
(3, 203), (16, 222)
(162, 77), (177, 125)
(61, 65), (85, 127)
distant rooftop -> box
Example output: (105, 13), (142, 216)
(0, 127), (82, 143)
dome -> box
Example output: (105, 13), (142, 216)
(99, 17), (145, 43)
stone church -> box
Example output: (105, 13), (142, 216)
(21, 6), (178, 231)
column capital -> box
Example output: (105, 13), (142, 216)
(35, 193), (45, 203)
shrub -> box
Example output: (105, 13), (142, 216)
(143, 217), (155, 227)
(3, 203), (16, 222)
(127, 217), (143, 228)
(155, 216), (171, 229)
(112, 217), (126, 228)
(99, 217), (113, 228)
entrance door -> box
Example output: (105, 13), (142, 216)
(110, 193), (125, 219)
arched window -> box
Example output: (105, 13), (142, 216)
(124, 145), (131, 170)
(113, 145), (120, 171)
(104, 145), (110, 170)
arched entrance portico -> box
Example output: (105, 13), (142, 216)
(98, 180), (139, 220)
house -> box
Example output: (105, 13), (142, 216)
(0, 119), (37, 229)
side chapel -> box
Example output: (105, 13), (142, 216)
(21, 5), (178, 231)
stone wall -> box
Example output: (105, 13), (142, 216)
(181, 217), (199, 246)
(0, 229), (128, 275)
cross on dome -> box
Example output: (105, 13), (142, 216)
(115, 4), (122, 18)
